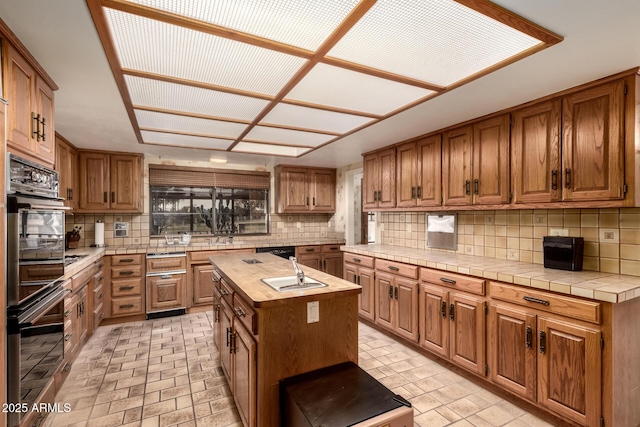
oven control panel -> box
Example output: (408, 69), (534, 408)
(7, 153), (60, 198)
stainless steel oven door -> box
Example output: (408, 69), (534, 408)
(6, 283), (69, 427)
(7, 195), (67, 306)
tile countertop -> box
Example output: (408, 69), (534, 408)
(341, 244), (640, 304)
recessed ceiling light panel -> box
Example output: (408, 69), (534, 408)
(233, 142), (310, 157)
(123, 0), (360, 51)
(262, 103), (374, 134)
(135, 110), (248, 138)
(106, 8), (306, 95)
(126, 75), (269, 121)
(141, 130), (233, 150)
(287, 63), (433, 115)
(328, 0), (541, 86)
(246, 126), (334, 147)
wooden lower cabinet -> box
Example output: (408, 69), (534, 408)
(374, 271), (419, 342)
(232, 319), (257, 427)
(147, 274), (185, 312)
(343, 262), (375, 322)
(193, 264), (215, 305)
(296, 245), (343, 277)
(220, 299), (233, 384)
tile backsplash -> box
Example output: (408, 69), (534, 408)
(65, 213), (342, 247)
(379, 208), (640, 277)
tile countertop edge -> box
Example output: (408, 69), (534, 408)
(64, 247), (107, 278)
(340, 244), (640, 304)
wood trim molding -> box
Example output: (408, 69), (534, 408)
(138, 127), (237, 141)
(133, 105), (251, 125)
(55, 132), (79, 150)
(0, 16), (58, 90)
(149, 163), (269, 176)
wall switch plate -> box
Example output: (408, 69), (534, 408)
(307, 301), (319, 323)
(549, 228), (569, 237)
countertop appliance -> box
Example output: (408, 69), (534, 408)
(255, 245), (295, 259)
(146, 252), (187, 318)
(543, 236), (584, 271)
(6, 153), (70, 427)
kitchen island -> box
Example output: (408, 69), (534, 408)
(208, 252), (361, 427)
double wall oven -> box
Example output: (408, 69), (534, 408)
(6, 154), (69, 427)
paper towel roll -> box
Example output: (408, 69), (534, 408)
(95, 220), (105, 246)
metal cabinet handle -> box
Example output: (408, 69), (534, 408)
(98, 277), (104, 283)
(64, 333), (72, 341)
(119, 286), (135, 291)
(63, 363), (72, 373)
(220, 288), (229, 296)
(41, 117), (46, 142)
(523, 296), (550, 306)
(64, 310), (72, 318)
(305, 248), (315, 252)
(104, 192), (108, 203)
(234, 307), (246, 318)
(473, 179), (479, 195)
(226, 327), (230, 347)
(388, 285), (393, 299)
(111, 192), (115, 203)
(377, 190), (382, 201)
(373, 190), (378, 202)
(394, 286), (398, 300)
(551, 170), (558, 190)
(211, 277), (220, 284)
(313, 197), (315, 206)
(306, 197), (309, 206)
(214, 304), (220, 323)
(539, 331), (546, 354)
(323, 259), (327, 271)
(230, 332), (236, 354)
(564, 168), (571, 189)
(99, 313), (104, 319)
(411, 186), (416, 199)
(525, 326), (533, 349)
(160, 274), (172, 279)
(119, 259), (135, 263)
(449, 303), (455, 321)
(388, 266), (400, 271)
(465, 180), (471, 195)
(119, 304), (134, 309)
(417, 186), (422, 198)
(119, 271), (134, 276)
(352, 258), (361, 263)
(357, 275), (360, 285)
(98, 293), (103, 299)
(441, 301), (447, 318)
(69, 188), (73, 201)
(440, 277), (456, 285)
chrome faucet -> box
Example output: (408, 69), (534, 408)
(290, 256), (305, 286)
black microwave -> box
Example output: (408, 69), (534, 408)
(542, 236), (584, 271)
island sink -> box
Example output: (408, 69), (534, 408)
(260, 276), (328, 292)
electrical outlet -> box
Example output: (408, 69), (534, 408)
(307, 301), (319, 323)
(604, 232), (614, 240)
(485, 216), (494, 224)
(465, 246), (473, 254)
(535, 215), (545, 224)
(287, 216), (293, 221)
(388, 238), (394, 245)
(550, 228), (569, 236)
(508, 250), (519, 260)
(399, 215), (405, 222)
(599, 229), (619, 243)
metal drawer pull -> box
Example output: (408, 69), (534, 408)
(305, 248), (315, 252)
(439, 277), (456, 284)
(523, 296), (550, 306)
(417, 186), (422, 198)
(352, 258), (361, 263)
(63, 363), (71, 373)
(388, 285), (393, 299)
(99, 313), (104, 319)
(98, 293), (103, 299)
(160, 274), (172, 279)
(98, 263), (104, 269)
(525, 326), (533, 349)
(449, 303), (455, 321)
(103, 192), (107, 203)
(388, 266), (400, 271)
(211, 277), (220, 283)
(373, 191), (378, 202)
(551, 169), (558, 190)
(119, 286), (135, 291)
(394, 286), (398, 300)
(98, 277), (104, 282)
(234, 307), (246, 318)
(441, 301), (447, 318)
(465, 180), (471, 195)
(64, 333), (72, 341)
(226, 327), (230, 347)
(64, 310), (72, 318)
(220, 288), (229, 296)
(111, 192), (115, 203)
(564, 168), (571, 188)
(119, 258), (135, 263)
(119, 304), (134, 309)
(214, 304), (220, 323)
(473, 178), (479, 195)
(119, 271), (135, 275)
(411, 186), (416, 199)
(539, 331), (546, 354)
(230, 333), (236, 354)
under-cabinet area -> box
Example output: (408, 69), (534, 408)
(342, 245), (640, 427)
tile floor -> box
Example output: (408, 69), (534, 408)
(44, 312), (556, 427)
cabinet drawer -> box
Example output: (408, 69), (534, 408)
(93, 283), (104, 305)
(489, 282), (601, 324)
(343, 253), (374, 268)
(232, 294), (257, 335)
(322, 244), (341, 253)
(111, 254), (143, 266)
(147, 256), (186, 273)
(63, 318), (74, 353)
(297, 245), (321, 255)
(220, 277), (234, 308)
(111, 265), (143, 279)
(375, 259), (418, 279)
(93, 302), (104, 328)
(111, 296), (144, 316)
(421, 268), (486, 296)
(111, 277), (143, 297)
(72, 264), (98, 292)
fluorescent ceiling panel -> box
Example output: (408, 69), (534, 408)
(245, 126), (333, 147)
(262, 103), (373, 134)
(124, 0), (360, 51)
(105, 8), (306, 95)
(287, 63), (434, 115)
(328, 0), (541, 86)
(135, 110), (247, 138)
(233, 142), (310, 157)
(126, 75), (269, 121)
(141, 130), (232, 150)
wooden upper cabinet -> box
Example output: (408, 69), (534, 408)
(511, 100), (562, 204)
(396, 141), (418, 208)
(55, 134), (79, 210)
(562, 80), (626, 201)
(473, 115), (510, 205)
(443, 126), (473, 206)
(275, 166), (336, 213)
(110, 154), (142, 211)
(5, 43), (56, 166)
(418, 135), (442, 207)
(362, 148), (396, 210)
(79, 151), (143, 212)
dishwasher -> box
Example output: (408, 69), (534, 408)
(146, 252), (187, 319)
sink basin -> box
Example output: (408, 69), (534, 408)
(261, 276), (328, 292)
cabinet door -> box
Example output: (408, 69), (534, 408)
(5, 44), (36, 154)
(280, 167), (309, 212)
(78, 287), (89, 345)
(394, 278), (419, 342)
(362, 153), (379, 210)
(358, 266), (375, 322)
(147, 274), (185, 312)
(110, 154), (142, 211)
(193, 264), (215, 305)
(220, 302), (233, 388)
(56, 137), (79, 210)
(213, 297), (221, 352)
(443, 126), (473, 206)
(396, 142), (418, 207)
(378, 148), (396, 209)
(322, 252), (343, 277)
(512, 100), (561, 203)
(562, 80), (626, 201)
(79, 152), (109, 210)
(310, 169), (335, 212)
(417, 135), (442, 207)
(449, 292), (486, 375)
(537, 317), (601, 427)
(34, 76), (55, 165)
(232, 321), (256, 427)
(297, 253), (321, 270)
(489, 305), (537, 402)
(419, 284), (449, 358)
(374, 272), (394, 332)
(473, 115), (510, 205)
